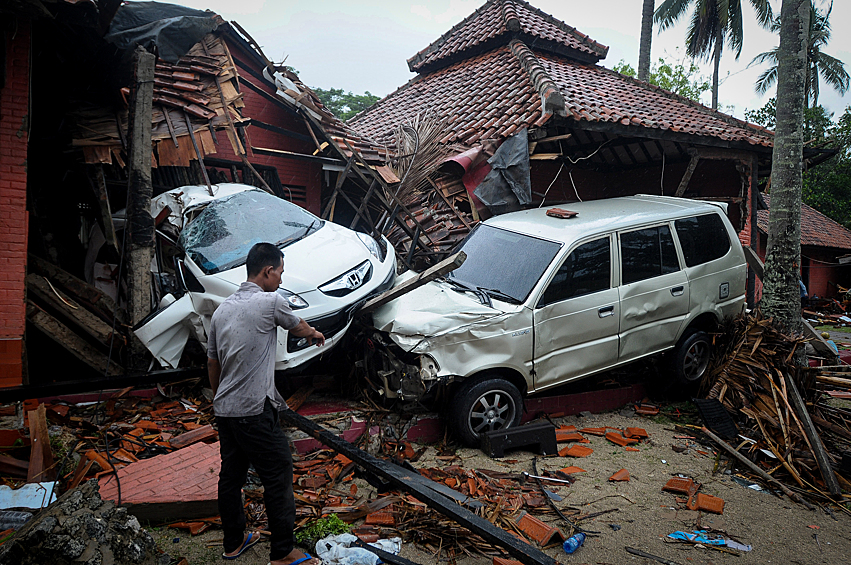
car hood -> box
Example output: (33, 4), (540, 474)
(205, 221), (375, 294)
(372, 273), (511, 350)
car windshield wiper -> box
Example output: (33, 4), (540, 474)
(274, 220), (318, 249)
(443, 277), (492, 307)
(478, 287), (521, 305)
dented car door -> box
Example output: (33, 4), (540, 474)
(617, 224), (689, 362)
(532, 235), (619, 391)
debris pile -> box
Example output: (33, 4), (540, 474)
(0, 479), (159, 565)
(704, 310), (851, 508)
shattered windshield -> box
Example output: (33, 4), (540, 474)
(178, 190), (322, 274)
(448, 224), (561, 304)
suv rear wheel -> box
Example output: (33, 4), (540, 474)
(672, 330), (712, 384)
(449, 377), (523, 447)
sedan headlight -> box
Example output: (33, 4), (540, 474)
(319, 260), (372, 297)
(276, 288), (309, 309)
(357, 232), (385, 262)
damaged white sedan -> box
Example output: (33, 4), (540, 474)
(367, 195), (746, 445)
(134, 184), (396, 372)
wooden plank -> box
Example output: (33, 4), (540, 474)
(674, 155), (700, 197)
(784, 373), (842, 497)
(802, 318), (840, 364)
(28, 253), (124, 326)
(88, 165), (119, 253)
(701, 426), (814, 510)
(359, 251), (466, 315)
(26, 274), (116, 346)
(534, 133), (572, 144)
(182, 110), (213, 195)
(743, 245), (765, 281)
(26, 301), (122, 376)
(168, 424), (218, 449)
(428, 177), (471, 230)
(27, 404), (55, 483)
(0, 455), (29, 478)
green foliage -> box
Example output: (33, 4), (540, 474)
(311, 87), (380, 121)
(295, 514), (350, 547)
(745, 98), (851, 229)
(614, 56), (710, 102)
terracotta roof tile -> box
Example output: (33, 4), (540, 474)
(758, 195), (851, 250)
(407, 0), (607, 73)
(352, 42), (773, 149)
(353, 46), (544, 147)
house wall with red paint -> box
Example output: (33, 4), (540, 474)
(207, 36), (323, 214)
(0, 21), (31, 387)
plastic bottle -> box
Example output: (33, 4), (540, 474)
(562, 532), (586, 554)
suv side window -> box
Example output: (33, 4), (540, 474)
(674, 214), (731, 267)
(620, 225), (679, 284)
(538, 237), (610, 307)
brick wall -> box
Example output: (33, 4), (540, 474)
(0, 21), (31, 387)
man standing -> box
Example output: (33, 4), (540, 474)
(207, 242), (325, 564)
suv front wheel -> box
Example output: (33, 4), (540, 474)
(672, 330), (712, 384)
(449, 376), (523, 447)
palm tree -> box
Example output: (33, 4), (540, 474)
(655, 0), (773, 110)
(752, 1), (849, 108)
(638, 0), (656, 82)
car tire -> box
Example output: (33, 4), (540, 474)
(449, 376), (523, 447)
(672, 330), (712, 384)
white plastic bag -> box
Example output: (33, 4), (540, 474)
(315, 533), (402, 565)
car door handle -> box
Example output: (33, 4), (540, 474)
(598, 305), (615, 318)
(671, 286), (684, 297)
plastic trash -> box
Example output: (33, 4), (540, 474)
(316, 533), (402, 565)
(0, 510), (32, 530)
(562, 532), (586, 554)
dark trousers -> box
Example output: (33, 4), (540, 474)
(217, 399), (295, 561)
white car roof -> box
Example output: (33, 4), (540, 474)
(486, 195), (728, 243)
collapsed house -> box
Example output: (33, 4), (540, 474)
(0, 1), (409, 394)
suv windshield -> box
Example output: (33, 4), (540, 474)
(449, 224), (562, 303)
(178, 190), (322, 274)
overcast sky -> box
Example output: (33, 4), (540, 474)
(170, 0), (851, 120)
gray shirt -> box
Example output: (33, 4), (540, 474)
(207, 282), (300, 417)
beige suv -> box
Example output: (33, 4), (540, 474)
(369, 195), (747, 445)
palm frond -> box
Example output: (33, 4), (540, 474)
(754, 66), (777, 95)
(749, 0), (774, 28)
(654, 0), (694, 31)
(815, 51), (850, 95)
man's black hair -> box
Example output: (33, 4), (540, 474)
(246, 242), (283, 277)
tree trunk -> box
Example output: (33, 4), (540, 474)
(638, 0), (654, 82)
(762, 0), (810, 345)
(711, 28), (721, 110)
(812, 62), (819, 107)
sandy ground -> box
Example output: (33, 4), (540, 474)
(150, 406), (851, 565)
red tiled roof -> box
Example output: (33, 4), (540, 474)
(407, 0), (607, 73)
(354, 45), (545, 147)
(538, 53), (773, 147)
(758, 195), (851, 250)
(351, 43), (774, 149)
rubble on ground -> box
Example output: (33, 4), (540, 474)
(0, 479), (160, 565)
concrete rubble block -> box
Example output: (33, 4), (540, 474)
(0, 479), (159, 565)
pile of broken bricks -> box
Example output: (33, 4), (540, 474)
(0, 382), (735, 564)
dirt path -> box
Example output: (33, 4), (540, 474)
(150, 406), (851, 565)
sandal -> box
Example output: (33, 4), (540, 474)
(268, 553), (319, 565)
(223, 531), (261, 560)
